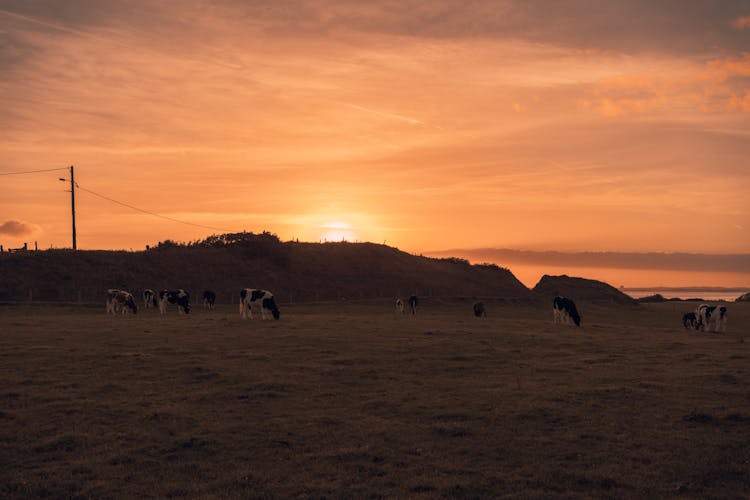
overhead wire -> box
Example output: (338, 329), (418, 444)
(3, 166), (234, 233)
(0, 167), (70, 176)
(75, 184), (233, 233)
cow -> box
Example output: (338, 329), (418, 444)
(240, 288), (280, 320)
(106, 289), (138, 315)
(553, 296), (581, 327)
(203, 290), (216, 311)
(143, 289), (158, 309)
(696, 304), (727, 332)
(159, 289), (190, 314)
(408, 295), (418, 315)
(395, 298), (405, 314)
(682, 312), (700, 330)
(473, 301), (486, 317)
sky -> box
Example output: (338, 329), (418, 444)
(1, 1), (749, 285)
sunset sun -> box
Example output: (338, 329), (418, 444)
(319, 221), (357, 242)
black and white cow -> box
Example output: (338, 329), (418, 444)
(682, 312), (700, 330)
(159, 289), (190, 314)
(240, 288), (280, 320)
(203, 290), (216, 311)
(143, 289), (158, 309)
(473, 301), (486, 317)
(553, 296), (581, 327)
(696, 304), (727, 332)
(408, 295), (418, 315)
(106, 289), (138, 315)
(395, 298), (405, 314)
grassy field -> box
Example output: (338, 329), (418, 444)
(1, 298), (749, 498)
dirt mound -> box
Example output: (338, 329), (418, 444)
(532, 274), (637, 304)
(736, 292), (750, 302)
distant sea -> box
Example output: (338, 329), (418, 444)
(621, 288), (745, 302)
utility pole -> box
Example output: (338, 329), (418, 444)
(70, 165), (76, 250)
(59, 165), (77, 250)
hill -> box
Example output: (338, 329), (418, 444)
(532, 274), (637, 305)
(0, 232), (533, 304)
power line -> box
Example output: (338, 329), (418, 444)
(0, 167), (70, 176)
(76, 184), (233, 233)
(4, 165), (234, 234)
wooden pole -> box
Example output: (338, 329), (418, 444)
(70, 165), (77, 250)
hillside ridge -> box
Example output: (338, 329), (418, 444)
(0, 232), (536, 303)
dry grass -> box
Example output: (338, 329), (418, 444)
(1, 299), (749, 498)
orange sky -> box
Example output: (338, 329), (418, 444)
(1, 2), (749, 277)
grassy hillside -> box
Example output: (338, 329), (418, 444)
(0, 232), (532, 303)
(533, 274), (637, 305)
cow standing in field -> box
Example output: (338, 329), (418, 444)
(696, 304), (727, 332)
(240, 288), (280, 320)
(473, 301), (486, 318)
(159, 289), (190, 314)
(408, 295), (418, 315)
(106, 289), (138, 315)
(143, 289), (157, 309)
(203, 290), (216, 311)
(553, 296), (581, 327)
(395, 298), (405, 314)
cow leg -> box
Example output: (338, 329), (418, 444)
(241, 301), (253, 319)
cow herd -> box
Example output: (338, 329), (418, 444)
(105, 288), (730, 333)
(105, 288), (280, 320)
(551, 296), (729, 333)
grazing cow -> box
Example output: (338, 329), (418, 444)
(106, 289), (138, 315)
(395, 298), (405, 314)
(240, 288), (280, 320)
(553, 296), (581, 327)
(159, 289), (190, 314)
(408, 295), (418, 315)
(696, 304), (727, 332)
(473, 301), (486, 318)
(203, 290), (216, 311)
(682, 312), (700, 330)
(143, 289), (158, 309)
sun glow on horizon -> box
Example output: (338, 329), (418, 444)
(319, 221), (358, 242)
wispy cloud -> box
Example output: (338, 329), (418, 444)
(339, 102), (426, 126)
